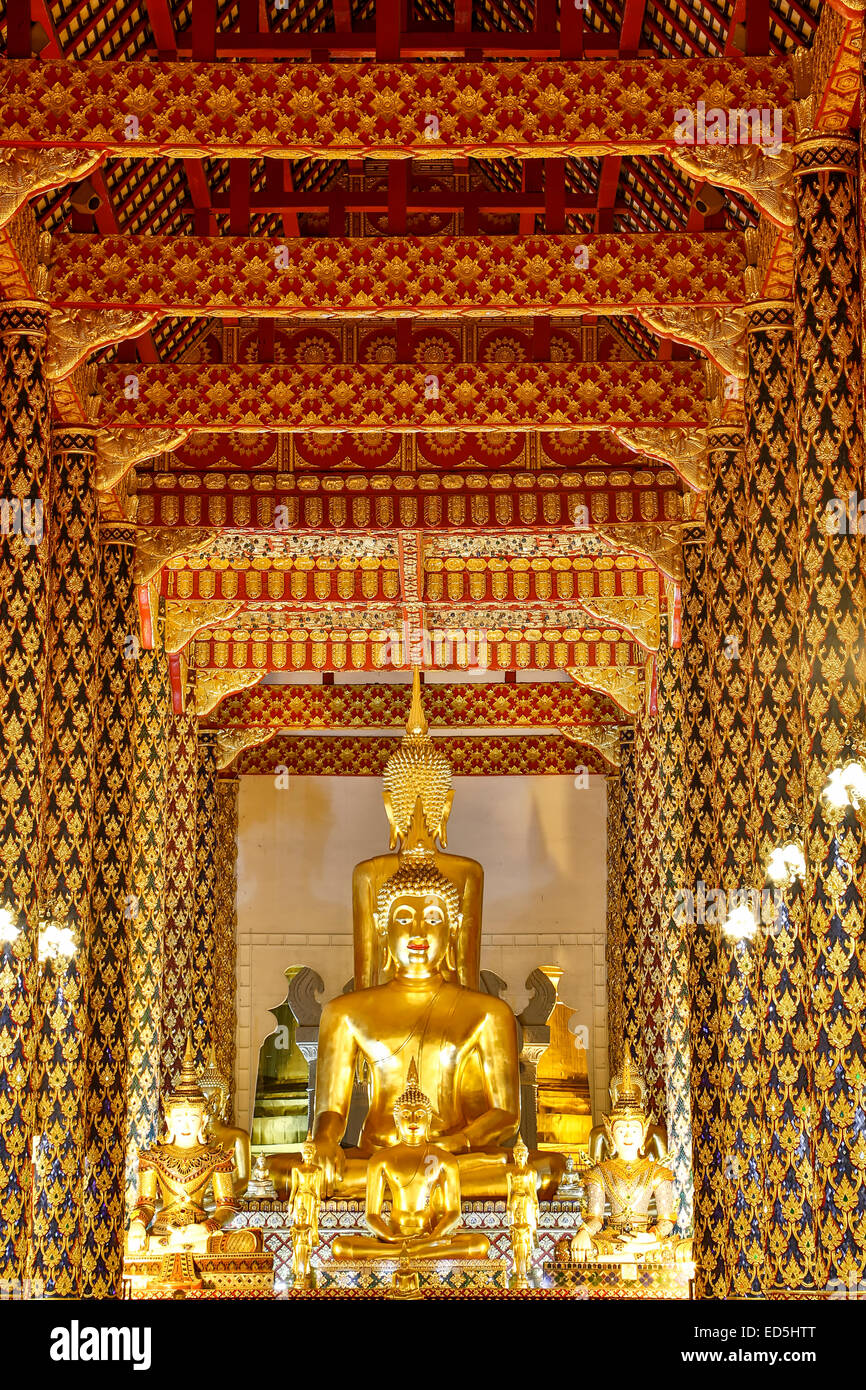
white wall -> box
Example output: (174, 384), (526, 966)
(235, 772), (608, 1133)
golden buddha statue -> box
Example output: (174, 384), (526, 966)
(332, 1059), (489, 1262)
(278, 848), (526, 1201)
(353, 670), (483, 988)
(288, 1136), (323, 1288)
(588, 1053), (667, 1164)
(198, 1043), (252, 1198)
(506, 1138), (539, 1288)
(571, 1053), (689, 1264)
(127, 1039), (253, 1255)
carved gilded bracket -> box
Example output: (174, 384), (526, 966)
(559, 723), (622, 770)
(593, 523), (685, 583)
(566, 666), (644, 719)
(670, 142), (794, 229)
(46, 307), (159, 382)
(96, 428), (191, 493)
(196, 669), (265, 719)
(164, 599), (245, 656)
(637, 305), (747, 380)
(216, 726), (278, 772)
(134, 526), (220, 587)
(612, 426), (708, 493)
(0, 149), (102, 231)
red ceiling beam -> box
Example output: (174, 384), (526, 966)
(618, 0), (647, 56)
(170, 29), (636, 56)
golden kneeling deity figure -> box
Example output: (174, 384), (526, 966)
(127, 1038), (252, 1256)
(571, 1054), (690, 1265)
(288, 1137), (323, 1288)
(289, 849), (522, 1201)
(506, 1138), (539, 1288)
(332, 1060), (489, 1262)
(353, 670), (483, 990)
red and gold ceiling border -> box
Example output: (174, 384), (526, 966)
(0, 58), (794, 160)
(137, 467), (683, 534)
(192, 626), (642, 674)
(228, 733), (613, 778)
(50, 231), (745, 317)
(203, 680), (626, 732)
(96, 362), (705, 433)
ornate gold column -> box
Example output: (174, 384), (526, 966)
(656, 621), (693, 1233)
(0, 301), (50, 1281)
(703, 420), (766, 1296)
(213, 778), (238, 1116)
(124, 605), (170, 1204)
(81, 524), (136, 1298)
(192, 730), (218, 1072)
(634, 700), (665, 1125)
(161, 696), (198, 1096)
(683, 523), (724, 1293)
(31, 429), (100, 1295)
(744, 298), (815, 1291)
(617, 726), (641, 1071)
(605, 768), (625, 1078)
(793, 130), (866, 1287)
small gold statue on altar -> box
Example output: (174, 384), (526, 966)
(127, 1038), (257, 1256)
(571, 1052), (689, 1265)
(506, 1139), (539, 1288)
(288, 1137), (323, 1288)
(199, 1043), (252, 1197)
(332, 1059), (489, 1262)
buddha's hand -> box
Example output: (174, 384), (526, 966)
(570, 1228), (593, 1262)
(310, 1138), (344, 1196)
(127, 1220), (147, 1254)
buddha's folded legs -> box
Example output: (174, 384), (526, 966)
(332, 1231), (490, 1261)
(269, 1147), (567, 1199)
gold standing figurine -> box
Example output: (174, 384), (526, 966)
(572, 1051), (689, 1264)
(127, 1038), (244, 1255)
(332, 1059), (489, 1261)
(506, 1138), (540, 1288)
(288, 1137), (324, 1289)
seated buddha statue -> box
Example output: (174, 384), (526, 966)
(271, 846), (547, 1199)
(353, 669), (483, 989)
(127, 1038), (258, 1256)
(198, 1043), (251, 1198)
(571, 1052), (689, 1265)
(332, 1059), (488, 1261)
(588, 1053), (667, 1164)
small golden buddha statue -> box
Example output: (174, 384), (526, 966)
(198, 1043), (252, 1197)
(506, 1138), (539, 1288)
(284, 849), (522, 1200)
(588, 1053), (667, 1163)
(288, 1137), (323, 1288)
(127, 1039), (247, 1255)
(332, 1060), (489, 1262)
(572, 1053), (688, 1264)
(353, 670), (483, 989)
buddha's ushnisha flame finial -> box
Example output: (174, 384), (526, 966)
(406, 667), (428, 739)
(610, 1047), (645, 1120)
(395, 1056), (432, 1113)
(169, 1035), (207, 1104)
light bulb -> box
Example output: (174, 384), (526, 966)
(722, 903), (759, 939)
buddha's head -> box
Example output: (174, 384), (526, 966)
(375, 852), (461, 978)
(602, 1050), (650, 1162)
(383, 671), (454, 850)
(198, 1043), (229, 1125)
(164, 1037), (208, 1150)
(302, 1136), (317, 1165)
(393, 1059), (433, 1147)
(513, 1137), (530, 1169)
